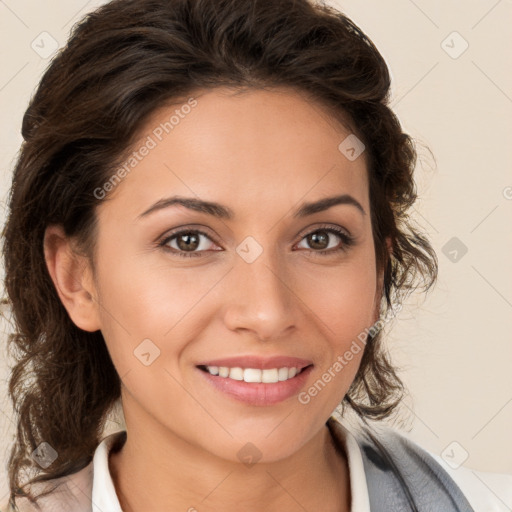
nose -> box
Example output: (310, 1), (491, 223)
(221, 249), (298, 342)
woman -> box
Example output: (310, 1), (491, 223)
(2, 0), (510, 511)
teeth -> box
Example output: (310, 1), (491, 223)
(229, 367), (244, 381)
(243, 368), (262, 383)
(205, 366), (302, 383)
(278, 367), (289, 381)
(208, 365), (219, 375)
(261, 368), (279, 383)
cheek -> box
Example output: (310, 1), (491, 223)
(92, 257), (208, 415)
(293, 255), (377, 387)
(93, 246), (226, 370)
(97, 243), (200, 326)
(91, 251), (226, 447)
(296, 255), (377, 334)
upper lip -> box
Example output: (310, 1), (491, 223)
(196, 355), (313, 370)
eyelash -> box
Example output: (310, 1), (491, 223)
(157, 224), (355, 259)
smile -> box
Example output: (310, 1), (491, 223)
(197, 362), (314, 406)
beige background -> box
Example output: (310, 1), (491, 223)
(1, 0), (511, 502)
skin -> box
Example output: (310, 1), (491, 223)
(44, 86), (387, 512)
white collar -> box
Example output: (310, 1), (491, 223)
(91, 430), (124, 512)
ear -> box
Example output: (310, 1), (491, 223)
(43, 224), (101, 332)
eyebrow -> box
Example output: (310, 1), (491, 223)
(137, 193), (366, 220)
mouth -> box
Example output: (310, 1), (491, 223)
(195, 357), (314, 406)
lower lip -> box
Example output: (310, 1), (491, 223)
(198, 366), (313, 406)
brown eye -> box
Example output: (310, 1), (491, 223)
(296, 226), (355, 255)
(159, 229), (220, 258)
(306, 230), (330, 250)
(175, 232), (201, 251)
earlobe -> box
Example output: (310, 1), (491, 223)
(43, 225), (101, 332)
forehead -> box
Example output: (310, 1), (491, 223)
(102, 86), (370, 220)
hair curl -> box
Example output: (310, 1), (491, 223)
(2, 0), (437, 507)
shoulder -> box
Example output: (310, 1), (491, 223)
(1, 430), (126, 512)
(0, 430), (127, 512)
(428, 451), (512, 512)
(1, 459), (94, 512)
(357, 421), (512, 512)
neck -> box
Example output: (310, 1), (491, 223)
(109, 415), (351, 512)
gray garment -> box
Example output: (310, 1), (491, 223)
(328, 417), (475, 511)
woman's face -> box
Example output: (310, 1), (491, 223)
(86, 86), (383, 462)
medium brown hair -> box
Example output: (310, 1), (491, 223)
(2, 0), (437, 506)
